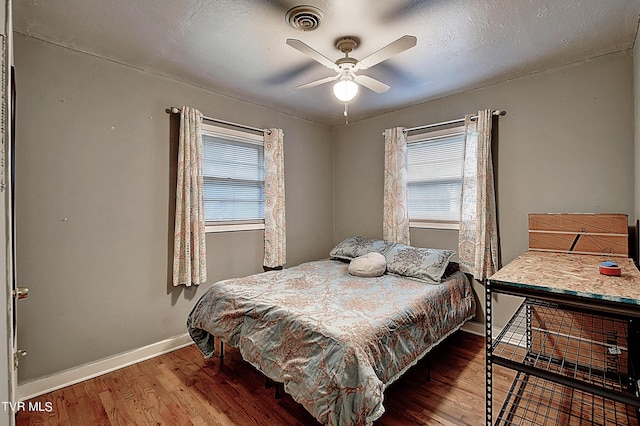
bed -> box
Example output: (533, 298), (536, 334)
(187, 237), (476, 426)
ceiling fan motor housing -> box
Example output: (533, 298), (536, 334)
(336, 57), (358, 68)
(335, 37), (360, 54)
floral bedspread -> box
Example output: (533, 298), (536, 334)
(187, 259), (475, 426)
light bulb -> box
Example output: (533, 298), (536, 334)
(332, 79), (358, 102)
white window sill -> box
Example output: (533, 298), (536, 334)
(410, 220), (460, 230)
(205, 223), (265, 233)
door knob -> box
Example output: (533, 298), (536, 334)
(13, 287), (28, 300)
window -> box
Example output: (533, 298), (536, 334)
(201, 123), (265, 232)
(407, 126), (464, 229)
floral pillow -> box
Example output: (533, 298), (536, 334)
(329, 236), (395, 261)
(384, 243), (456, 283)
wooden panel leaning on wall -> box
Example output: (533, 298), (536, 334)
(528, 213), (629, 257)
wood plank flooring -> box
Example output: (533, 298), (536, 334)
(17, 332), (508, 425)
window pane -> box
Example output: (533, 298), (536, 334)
(201, 131), (265, 222)
(407, 132), (464, 222)
(408, 180), (461, 221)
(202, 135), (264, 181)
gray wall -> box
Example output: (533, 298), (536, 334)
(14, 34), (334, 382)
(333, 50), (635, 327)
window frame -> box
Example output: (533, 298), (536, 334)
(200, 123), (266, 233)
(406, 125), (465, 231)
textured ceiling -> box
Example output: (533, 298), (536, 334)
(13, 0), (640, 126)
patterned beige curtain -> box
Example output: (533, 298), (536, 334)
(173, 107), (207, 286)
(263, 128), (286, 268)
(458, 110), (499, 281)
(383, 127), (410, 245)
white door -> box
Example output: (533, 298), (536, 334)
(0, 187), (12, 426)
(1, 1), (18, 424)
(0, 86), (13, 420)
(0, 114), (16, 424)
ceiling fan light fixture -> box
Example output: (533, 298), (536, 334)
(333, 78), (358, 102)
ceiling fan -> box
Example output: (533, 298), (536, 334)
(286, 35), (417, 103)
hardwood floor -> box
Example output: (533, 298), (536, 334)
(17, 332), (506, 425)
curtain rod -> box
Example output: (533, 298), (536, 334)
(168, 107), (271, 135)
(403, 110), (506, 134)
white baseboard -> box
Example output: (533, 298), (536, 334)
(17, 333), (193, 402)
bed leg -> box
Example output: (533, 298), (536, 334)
(275, 383), (282, 399)
(219, 341), (224, 360)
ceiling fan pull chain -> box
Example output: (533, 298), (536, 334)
(344, 103), (349, 124)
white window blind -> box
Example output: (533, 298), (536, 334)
(407, 128), (464, 222)
(201, 125), (264, 222)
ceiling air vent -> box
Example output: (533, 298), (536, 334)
(286, 5), (324, 31)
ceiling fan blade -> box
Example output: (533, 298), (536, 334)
(353, 74), (390, 93)
(381, 1), (431, 23)
(356, 35), (417, 70)
(265, 61), (320, 85)
(286, 39), (338, 70)
(296, 75), (339, 89)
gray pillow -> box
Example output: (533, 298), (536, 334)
(330, 236), (395, 261)
(384, 243), (455, 282)
(348, 252), (387, 277)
